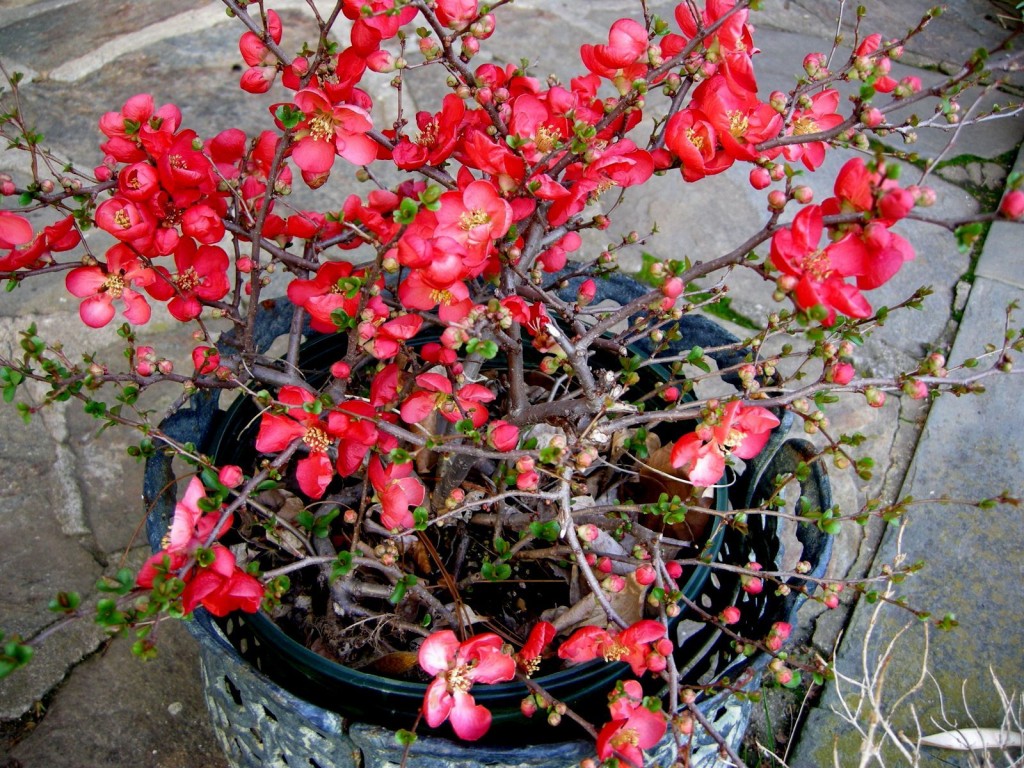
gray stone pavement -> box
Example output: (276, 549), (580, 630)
(0, 2), (1021, 767)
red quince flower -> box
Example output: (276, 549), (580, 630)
(782, 89), (844, 171)
(557, 619), (668, 677)
(392, 94), (466, 170)
(359, 313), (424, 360)
(675, 0), (759, 94)
(287, 260), (384, 333)
(400, 372), (495, 429)
(596, 679), (668, 766)
(507, 93), (570, 165)
(65, 244), (156, 328)
(581, 18), (649, 84)
(516, 620), (556, 675)
(191, 346), (221, 375)
(238, 9), (282, 66)
(341, 0), (417, 41)
(669, 400), (780, 486)
(165, 476), (232, 556)
(182, 545), (264, 617)
(99, 94), (182, 162)
(418, 630), (517, 741)
(664, 108), (734, 182)
(280, 88), (376, 187)
(255, 386), (347, 499)
(157, 130), (219, 208)
(95, 195), (156, 251)
(0, 214), (80, 272)
(694, 76), (783, 163)
(368, 456), (426, 530)
(770, 204), (877, 324)
(544, 140), (653, 226)
(333, 399), (383, 476)
(138, 477), (261, 618)
(456, 129), (526, 193)
(435, 179), (513, 258)
(147, 237), (230, 321)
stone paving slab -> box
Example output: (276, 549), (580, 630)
(789, 144), (1024, 768)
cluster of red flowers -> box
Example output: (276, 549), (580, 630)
(770, 157), (923, 325)
(138, 477), (263, 617)
(418, 618), (670, 758)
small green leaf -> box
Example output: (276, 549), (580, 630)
(330, 552), (353, 582)
(274, 104), (305, 129)
(529, 520), (561, 542)
(48, 591), (81, 613)
(395, 729), (418, 747)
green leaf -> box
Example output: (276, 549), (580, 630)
(330, 551), (353, 582)
(274, 104), (305, 129)
(0, 634), (34, 679)
(96, 568), (135, 596)
(395, 729), (418, 747)
(296, 509), (315, 532)
(394, 196), (420, 225)
(529, 520), (561, 542)
(481, 560), (512, 581)
(48, 591), (81, 613)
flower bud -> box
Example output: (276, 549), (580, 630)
(902, 379), (928, 400)
(661, 276), (684, 299)
(576, 278), (597, 307)
(864, 386), (886, 408)
(749, 167), (771, 190)
(719, 606), (741, 624)
(634, 563), (656, 585)
(218, 465), (244, 488)
(792, 185), (813, 204)
(767, 190), (787, 210)
(826, 362), (855, 385)
(1000, 190), (1024, 220)
(740, 561), (764, 595)
(802, 52), (827, 79)
(601, 574), (626, 593)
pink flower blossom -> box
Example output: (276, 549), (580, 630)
(669, 401), (780, 486)
(279, 88), (377, 187)
(65, 244), (156, 328)
(596, 680), (668, 766)
(558, 619), (669, 677)
(418, 631), (516, 740)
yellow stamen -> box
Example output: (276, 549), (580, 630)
(103, 273), (126, 298)
(309, 112), (335, 143)
(175, 267), (200, 293)
(113, 209), (132, 229)
(728, 110), (749, 137)
(459, 208), (491, 230)
(792, 116), (819, 136)
(303, 426), (331, 452)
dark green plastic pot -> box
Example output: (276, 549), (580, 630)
(203, 329), (728, 740)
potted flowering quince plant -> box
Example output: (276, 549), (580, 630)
(1, 0), (1022, 766)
